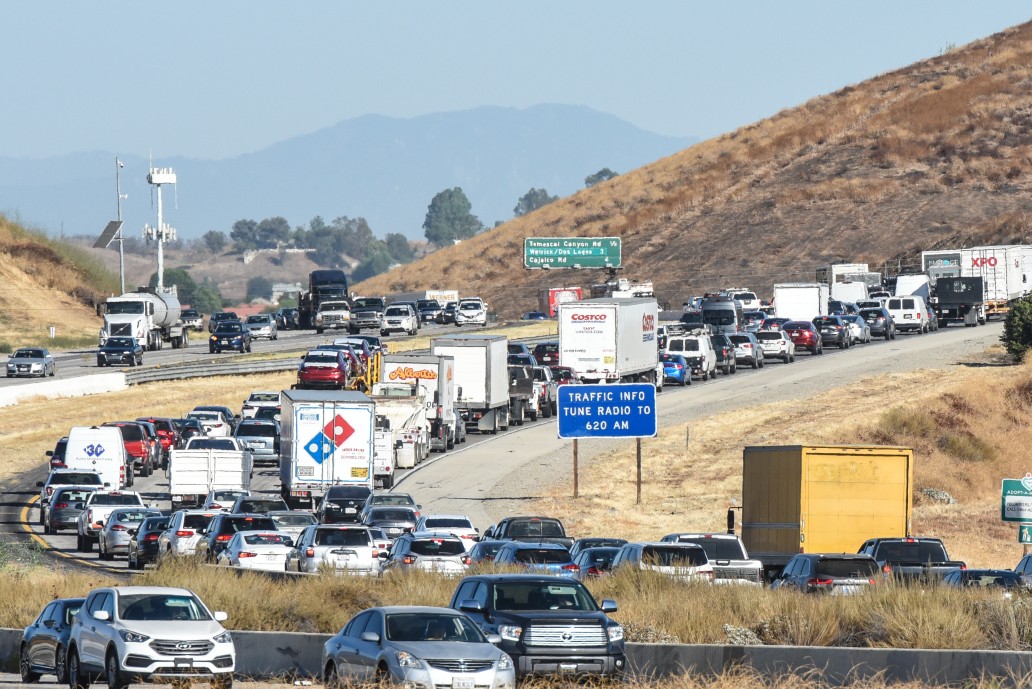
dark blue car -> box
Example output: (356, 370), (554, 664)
(97, 337), (143, 367)
(660, 353), (691, 386)
(491, 542), (579, 577)
(209, 321), (252, 354)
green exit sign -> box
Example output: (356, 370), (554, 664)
(524, 237), (622, 269)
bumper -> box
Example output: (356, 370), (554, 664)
(514, 653), (625, 678)
(396, 664), (514, 689)
(119, 648), (234, 680)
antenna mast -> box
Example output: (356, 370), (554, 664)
(143, 166), (177, 292)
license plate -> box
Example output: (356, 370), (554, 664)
(264, 553), (279, 559)
(345, 507), (356, 513)
(559, 664), (578, 674)
(904, 314), (912, 319)
(452, 678), (475, 689)
(298, 467), (314, 477)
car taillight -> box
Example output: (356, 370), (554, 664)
(216, 534), (232, 542)
(562, 563), (580, 571)
(882, 564), (892, 574)
(403, 555), (417, 565)
(462, 555), (471, 566)
(54, 502), (69, 509)
(305, 547), (315, 557)
(112, 524), (127, 531)
(176, 530), (194, 537)
(144, 533), (159, 542)
(807, 577), (833, 586)
(460, 533), (477, 539)
(239, 552), (257, 558)
(587, 566), (602, 576)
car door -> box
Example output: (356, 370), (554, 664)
(333, 611), (372, 679)
(27, 602), (57, 670)
(79, 591), (113, 668)
(353, 609), (384, 679)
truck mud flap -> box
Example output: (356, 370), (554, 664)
(476, 409), (502, 433)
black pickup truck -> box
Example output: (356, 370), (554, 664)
(858, 537), (965, 581)
(450, 574), (626, 678)
(488, 516), (575, 549)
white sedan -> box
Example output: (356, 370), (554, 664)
(216, 531), (294, 571)
(414, 514), (481, 551)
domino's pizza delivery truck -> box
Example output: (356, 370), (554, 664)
(279, 390), (375, 510)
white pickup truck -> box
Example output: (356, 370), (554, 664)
(531, 365), (558, 420)
(75, 490), (145, 552)
(169, 437), (253, 510)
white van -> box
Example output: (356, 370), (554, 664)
(885, 295), (928, 333)
(666, 334), (717, 380)
(64, 426), (131, 490)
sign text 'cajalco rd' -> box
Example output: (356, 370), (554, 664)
(524, 237), (622, 269)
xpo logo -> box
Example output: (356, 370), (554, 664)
(972, 257), (998, 268)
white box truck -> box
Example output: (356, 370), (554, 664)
(772, 283), (829, 322)
(370, 381), (431, 470)
(279, 390), (375, 510)
(64, 426), (131, 490)
(381, 353), (462, 451)
(168, 443), (253, 510)
(557, 298), (659, 385)
(830, 281), (869, 304)
(431, 334), (510, 434)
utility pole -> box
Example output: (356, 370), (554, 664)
(115, 157), (126, 294)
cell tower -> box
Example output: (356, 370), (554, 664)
(143, 166), (177, 292)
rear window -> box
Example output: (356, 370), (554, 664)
(90, 494), (142, 506)
(238, 499), (287, 513)
(236, 423), (277, 437)
(272, 513), (316, 527)
(816, 559), (879, 578)
(370, 509), (417, 521)
(534, 343), (559, 354)
(690, 539), (747, 560)
(243, 533), (292, 546)
(755, 332), (782, 341)
(423, 518), (473, 529)
(668, 339), (699, 352)
(874, 541), (949, 562)
(507, 520), (564, 538)
(409, 538), (466, 556)
(224, 517), (276, 533)
(783, 322), (810, 330)
(183, 514), (215, 529)
(513, 548), (570, 564)
(110, 424), (144, 441)
(51, 472), (102, 486)
(54, 489), (94, 503)
(641, 545), (708, 567)
(859, 309), (884, 319)
(729, 335), (751, 344)
(813, 318), (838, 327)
(314, 529), (370, 547)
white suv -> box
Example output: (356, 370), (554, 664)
(286, 524), (380, 574)
(158, 509), (218, 557)
(666, 334), (716, 380)
(67, 586), (234, 689)
(755, 330), (796, 363)
(380, 304), (419, 336)
(454, 298), (488, 326)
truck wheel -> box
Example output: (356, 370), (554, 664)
(542, 401), (552, 419)
(529, 408), (538, 421)
(316, 327), (324, 335)
(783, 353), (790, 364)
(722, 364), (730, 375)
(709, 368), (717, 379)
(382, 475), (393, 489)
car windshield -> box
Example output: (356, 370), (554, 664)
(14, 349), (44, 358)
(50, 472), (102, 485)
(119, 594), (211, 621)
(215, 324), (243, 333)
(314, 529), (370, 546)
(493, 582), (597, 611)
(242, 533), (292, 546)
(107, 302), (145, 315)
(90, 494), (141, 506)
(409, 538), (466, 556)
(106, 338), (135, 348)
(815, 559), (879, 577)
(246, 316), (270, 324)
(386, 613), (485, 643)
(353, 299), (383, 309)
(385, 307), (409, 317)
(513, 548), (570, 564)
(459, 302), (482, 311)
(236, 423), (276, 437)
(423, 518), (473, 529)
(641, 545), (708, 567)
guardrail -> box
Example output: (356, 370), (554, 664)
(124, 357), (301, 385)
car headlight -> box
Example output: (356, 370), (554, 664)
(497, 625), (522, 641)
(497, 654), (514, 670)
(5, 364), (13, 370)
(213, 631), (233, 644)
(395, 651), (423, 669)
(210, 336), (218, 341)
(119, 629), (150, 643)
(607, 625), (624, 642)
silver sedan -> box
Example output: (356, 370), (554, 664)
(97, 507), (162, 560)
(322, 606), (514, 688)
(6, 348), (55, 378)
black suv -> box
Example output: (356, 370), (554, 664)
(859, 307), (896, 340)
(196, 513), (277, 560)
(708, 334), (736, 375)
(316, 485), (373, 523)
(812, 315), (851, 349)
(449, 574), (626, 678)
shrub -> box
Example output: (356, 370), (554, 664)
(937, 433), (997, 462)
(877, 407), (936, 441)
(1002, 296), (1032, 362)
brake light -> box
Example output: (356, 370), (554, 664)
(305, 547), (315, 558)
(460, 533), (477, 539)
(144, 533), (159, 542)
(55, 502), (69, 509)
(216, 534), (232, 542)
(239, 552), (257, 558)
(462, 555), (471, 566)
(561, 563), (580, 572)
(403, 555), (417, 565)
(807, 577), (833, 586)
(176, 530), (194, 537)
(111, 524), (127, 531)
(587, 566), (602, 576)
(882, 564), (892, 574)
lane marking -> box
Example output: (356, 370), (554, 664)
(19, 495), (111, 570)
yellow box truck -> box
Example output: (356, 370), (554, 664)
(736, 445), (913, 580)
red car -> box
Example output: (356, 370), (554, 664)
(137, 416), (179, 466)
(103, 421), (158, 477)
(297, 350), (350, 389)
(782, 321), (824, 355)
(533, 341), (560, 367)
(549, 366), (578, 385)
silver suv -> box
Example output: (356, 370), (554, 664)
(232, 419), (280, 466)
(380, 304), (419, 336)
(380, 531), (470, 576)
(660, 533), (763, 585)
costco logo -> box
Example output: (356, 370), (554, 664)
(571, 313), (607, 322)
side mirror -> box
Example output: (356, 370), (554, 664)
(378, 551), (389, 559)
(394, 440), (403, 450)
(93, 611), (110, 621)
(459, 600), (484, 613)
(43, 619), (56, 628)
(360, 631), (380, 643)
(45, 451), (54, 457)
(600, 599), (618, 613)
(486, 634), (502, 645)
(214, 611), (229, 622)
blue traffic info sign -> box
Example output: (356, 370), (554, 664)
(557, 383), (657, 439)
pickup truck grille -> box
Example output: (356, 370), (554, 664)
(426, 659), (495, 672)
(322, 314), (347, 324)
(150, 639), (214, 656)
(523, 625), (606, 646)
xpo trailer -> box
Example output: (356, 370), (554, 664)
(922, 245), (1029, 317)
(279, 390), (375, 510)
(557, 298), (659, 385)
(431, 334), (511, 434)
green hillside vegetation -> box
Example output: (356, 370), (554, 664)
(357, 21), (1032, 316)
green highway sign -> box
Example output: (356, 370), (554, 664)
(524, 237), (622, 269)
(1001, 475), (1032, 522)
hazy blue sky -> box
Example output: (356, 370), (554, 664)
(3, 3), (1029, 160)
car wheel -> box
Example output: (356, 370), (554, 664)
(380, 331), (388, 337)
(890, 331), (896, 340)
(542, 401), (552, 419)
(98, 539), (110, 560)
(68, 649), (90, 689)
(209, 348), (216, 354)
(529, 410), (538, 421)
(783, 354), (790, 364)
(105, 649), (128, 689)
(679, 377), (687, 386)
(751, 358), (758, 369)
(709, 368), (717, 380)
(839, 340), (846, 349)
(722, 364), (730, 375)
(55, 645), (68, 685)
(81, 534), (93, 553)
(20, 645), (40, 683)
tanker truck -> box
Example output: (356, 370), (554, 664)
(100, 290), (189, 350)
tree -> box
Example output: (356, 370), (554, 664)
(514, 188), (558, 217)
(246, 276), (274, 301)
(191, 283), (224, 314)
(230, 219), (259, 250)
(384, 232), (414, 263)
(1003, 295), (1032, 361)
(256, 216), (291, 248)
(423, 187), (483, 247)
(330, 216), (375, 258)
(585, 168), (619, 187)
(202, 230), (227, 254)
(351, 241), (394, 282)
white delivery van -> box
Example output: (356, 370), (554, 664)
(885, 295), (928, 333)
(64, 426), (131, 490)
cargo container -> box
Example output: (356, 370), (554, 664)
(279, 390), (375, 509)
(168, 447), (253, 510)
(537, 286), (584, 318)
(893, 274), (931, 301)
(557, 298), (659, 385)
(369, 381), (430, 470)
(431, 334), (510, 434)
(830, 281), (869, 304)
(380, 353), (461, 451)
(772, 283), (829, 321)
(922, 245), (1030, 317)
(815, 263), (869, 286)
(734, 445), (913, 580)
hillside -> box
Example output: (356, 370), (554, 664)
(357, 21), (1032, 315)
(0, 216), (115, 347)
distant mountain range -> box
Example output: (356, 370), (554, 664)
(0, 105), (695, 240)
